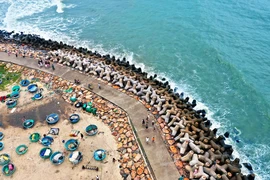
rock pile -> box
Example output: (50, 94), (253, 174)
(1, 63), (152, 180)
(0, 30), (255, 180)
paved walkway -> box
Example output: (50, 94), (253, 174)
(0, 52), (180, 180)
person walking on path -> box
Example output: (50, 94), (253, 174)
(146, 137), (149, 144)
(98, 83), (101, 89)
(142, 119), (145, 126)
(152, 120), (155, 130)
(145, 123), (148, 130)
(152, 136), (155, 143)
(96, 175), (99, 180)
(51, 63), (55, 71)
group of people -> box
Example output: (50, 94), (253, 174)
(142, 114), (155, 130)
(142, 113), (156, 144)
(38, 59), (55, 70)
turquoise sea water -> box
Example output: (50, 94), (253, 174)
(0, 0), (269, 179)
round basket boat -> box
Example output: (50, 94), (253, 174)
(50, 152), (65, 165)
(23, 119), (35, 129)
(85, 125), (98, 136)
(69, 151), (83, 165)
(6, 99), (17, 108)
(15, 144), (28, 155)
(29, 133), (41, 142)
(75, 102), (83, 108)
(0, 142), (4, 151)
(39, 147), (53, 159)
(2, 163), (15, 176)
(10, 91), (20, 99)
(33, 93), (43, 100)
(46, 113), (59, 125)
(28, 84), (38, 93)
(94, 149), (106, 161)
(12, 85), (20, 92)
(65, 139), (79, 151)
(69, 114), (80, 124)
(20, 79), (30, 87)
(0, 132), (4, 140)
(70, 96), (77, 102)
(41, 136), (54, 146)
(0, 154), (10, 166)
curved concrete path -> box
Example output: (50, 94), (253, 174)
(0, 52), (180, 180)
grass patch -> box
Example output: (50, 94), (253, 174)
(0, 65), (21, 91)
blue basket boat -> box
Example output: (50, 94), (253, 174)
(33, 93), (43, 100)
(41, 136), (54, 146)
(0, 142), (4, 151)
(70, 96), (77, 102)
(15, 145), (28, 155)
(0, 154), (10, 166)
(12, 85), (20, 92)
(69, 114), (80, 124)
(85, 125), (98, 136)
(50, 152), (65, 165)
(28, 84), (38, 93)
(94, 149), (106, 161)
(10, 91), (20, 99)
(2, 163), (15, 176)
(75, 102), (83, 108)
(39, 147), (53, 159)
(20, 79), (30, 87)
(6, 99), (17, 108)
(69, 151), (83, 165)
(0, 132), (4, 140)
(46, 113), (59, 125)
(65, 139), (79, 151)
(23, 119), (35, 129)
(29, 133), (40, 142)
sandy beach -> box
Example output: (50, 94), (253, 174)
(0, 65), (121, 180)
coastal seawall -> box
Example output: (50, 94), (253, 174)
(0, 30), (256, 180)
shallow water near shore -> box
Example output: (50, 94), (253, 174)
(1, 0), (270, 179)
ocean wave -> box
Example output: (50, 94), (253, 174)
(0, 2), (267, 178)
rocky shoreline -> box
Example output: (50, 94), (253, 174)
(0, 30), (255, 180)
(0, 61), (152, 180)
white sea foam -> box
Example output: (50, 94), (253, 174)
(53, 0), (64, 13)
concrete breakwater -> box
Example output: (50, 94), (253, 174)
(0, 30), (255, 180)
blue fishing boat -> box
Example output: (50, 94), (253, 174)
(2, 163), (15, 176)
(12, 85), (20, 92)
(0, 132), (4, 140)
(10, 91), (20, 99)
(85, 124), (98, 136)
(65, 139), (79, 151)
(0, 142), (4, 151)
(41, 136), (54, 146)
(46, 113), (59, 124)
(6, 99), (17, 108)
(39, 147), (52, 159)
(50, 152), (65, 165)
(94, 149), (106, 161)
(23, 119), (35, 129)
(15, 145), (28, 155)
(29, 133), (40, 142)
(0, 154), (10, 165)
(27, 84), (38, 93)
(33, 93), (43, 100)
(20, 79), (30, 87)
(69, 114), (80, 124)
